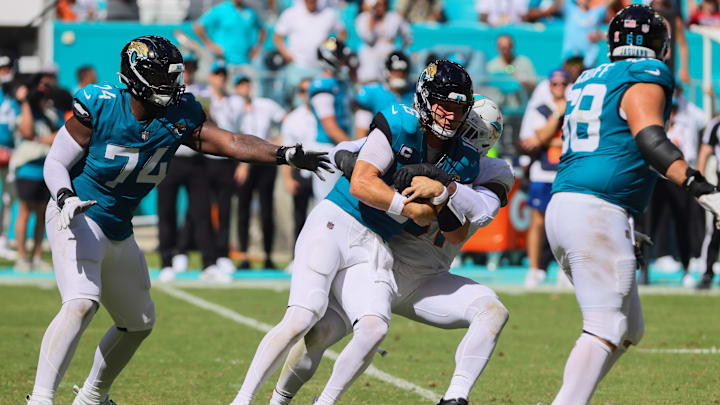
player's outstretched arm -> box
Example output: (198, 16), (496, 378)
(188, 122), (333, 178)
(624, 83), (720, 224)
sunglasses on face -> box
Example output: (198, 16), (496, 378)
(550, 81), (568, 87)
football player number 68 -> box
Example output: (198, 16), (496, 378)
(562, 83), (607, 154)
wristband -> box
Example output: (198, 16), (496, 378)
(431, 186), (449, 205)
(276, 146), (289, 165)
(387, 192), (407, 216)
(56, 188), (76, 210)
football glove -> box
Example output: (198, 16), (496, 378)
(279, 144), (334, 181)
(698, 192), (720, 229)
(633, 230), (653, 270)
(393, 163), (452, 193)
(334, 149), (358, 179)
(57, 196), (96, 230)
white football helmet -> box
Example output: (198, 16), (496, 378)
(458, 95), (503, 157)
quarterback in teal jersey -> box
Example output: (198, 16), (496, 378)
(545, 6), (720, 405)
(353, 51), (415, 138)
(232, 60), (476, 405)
(26, 36), (331, 405)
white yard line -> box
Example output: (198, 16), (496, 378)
(156, 285), (441, 403)
(637, 347), (720, 354)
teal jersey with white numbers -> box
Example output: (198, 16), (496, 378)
(70, 84), (206, 240)
(355, 82), (414, 115)
(326, 103), (480, 241)
(309, 76), (350, 145)
(552, 58), (674, 215)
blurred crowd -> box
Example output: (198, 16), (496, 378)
(0, 0), (713, 288)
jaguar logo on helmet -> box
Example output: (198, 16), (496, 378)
(127, 41), (149, 62)
(426, 62), (437, 80)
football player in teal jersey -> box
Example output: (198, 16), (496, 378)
(26, 35), (331, 405)
(231, 60), (477, 405)
(269, 95), (512, 405)
(545, 6), (720, 405)
(353, 51), (415, 138)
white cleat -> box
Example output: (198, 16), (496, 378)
(654, 255), (680, 273)
(524, 269), (546, 289)
(216, 257), (236, 274)
(72, 385), (116, 405)
(15, 258), (31, 272)
(32, 257), (53, 272)
(158, 267), (177, 283)
(171, 253), (188, 273)
(682, 273), (696, 288)
(199, 265), (232, 283)
(25, 394), (52, 405)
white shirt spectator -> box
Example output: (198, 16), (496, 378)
(670, 100), (705, 165)
(282, 104), (318, 178)
(476, 0), (528, 26)
(275, 4), (346, 69)
(520, 100), (560, 183)
(205, 93), (245, 160)
(240, 97), (286, 141)
(355, 9), (412, 83)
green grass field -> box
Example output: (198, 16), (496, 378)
(2, 283), (719, 404)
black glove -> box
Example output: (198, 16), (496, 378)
(278, 144), (334, 180)
(393, 163), (452, 192)
(334, 149), (359, 179)
(683, 168), (717, 198)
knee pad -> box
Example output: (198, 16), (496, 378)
(122, 299), (156, 332)
(465, 296), (509, 335)
(353, 315), (389, 347)
(64, 298), (98, 323)
(582, 310), (627, 347)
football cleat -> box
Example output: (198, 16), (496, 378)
(72, 385), (117, 405)
(158, 267), (176, 283)
(25, 394), (52, 405)
(695, 274), (713, 290)
(437, 398), (468, 405)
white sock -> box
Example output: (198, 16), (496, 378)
(316, 316), (388, 405)
(552, 333), (613, 405)
(79, 327), (151, 403)
(274, 308), (349, 403)
(233, 307), (318, 405)
(443, 306), (507, 400)
(31, 299), (98, 402)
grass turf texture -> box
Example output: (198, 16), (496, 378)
(2, 285), (719, 404)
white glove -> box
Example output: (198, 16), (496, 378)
(698, 192), (720, 229)
(58, 196), (96, 230)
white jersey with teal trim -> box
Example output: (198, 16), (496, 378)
(551, 58), (674, 215)
(390, 157), (514, 275)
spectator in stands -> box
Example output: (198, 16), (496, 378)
(651, 0), (690, 83)
(0, 50), (18, 260)
(394, 0), (445, 23)
(273, 0), (347, 71)
(233, 75), (286, 269)
(13, 82), (57, 272)
(696, 113), (720, 289)
(355, 0), (413, 83)
(688, 0), (720, 26)
(476, 0), (528, 26)
(649, 101), (703, 288)
(281, 78), (316, 240)
(56, 0), (105, 21)
(193, 0), (266, 78)
(486, 34), (538, 90)
(74, 65), (96, 93)
(35, 66), (73, 120)
(518, 69), (568, 288)
(524, 0), (562, 22)
(559, 0), (620, 68)
(198, 62), (246, 279)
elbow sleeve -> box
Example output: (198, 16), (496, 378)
(635, 125), (684, 175)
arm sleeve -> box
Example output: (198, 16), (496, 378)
(357, 128), (395, 175)
(43, 125), (86, 199)
(449, 182), (502, 228)
(310, 93), (335, 119)
(328, 138), (366, 165)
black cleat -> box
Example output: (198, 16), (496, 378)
(438, 398), (468, 405)
(696, 274), (713, 290)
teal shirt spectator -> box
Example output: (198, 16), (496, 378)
(562, 0), (607, 67)
(0, 89), (18, 149)
(198, 1), (263, 65)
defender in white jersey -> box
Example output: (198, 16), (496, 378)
(269, 96), (513, 405)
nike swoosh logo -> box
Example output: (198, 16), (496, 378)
(644, 69), (660, 76)
(83, 90), (91, 99)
